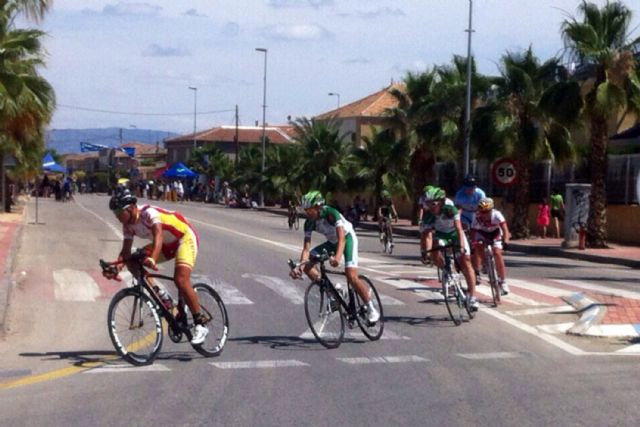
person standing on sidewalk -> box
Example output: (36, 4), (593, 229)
(550, 188), (565, 238)
(537, 198), (551, 239)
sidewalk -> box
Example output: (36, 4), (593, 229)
(0, 198), (27, 332)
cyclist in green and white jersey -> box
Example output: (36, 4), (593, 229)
(419, 185), (454, 264)
(427, 187), (479, 310)
(290, 191), (380, 323)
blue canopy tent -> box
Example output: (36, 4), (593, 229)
(42, 153), (67, 174)
(163, 162), (197, 178)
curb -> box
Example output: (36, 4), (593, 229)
(562, 292), (640, 338)
(508, 242), (640, 269)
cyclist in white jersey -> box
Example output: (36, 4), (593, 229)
(290, 191), (380, 323)
(471, 198), (511, 295)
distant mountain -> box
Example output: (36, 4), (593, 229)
(46, 128), (179, 154)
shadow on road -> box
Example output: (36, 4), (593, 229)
(20, 350), (119, 367)
(228, 334), (372, 350)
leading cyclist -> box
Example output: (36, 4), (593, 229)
(104, 188), (209, 345)
(290, 191), (380, 323)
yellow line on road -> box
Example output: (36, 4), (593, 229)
(0, 362), (103, 390)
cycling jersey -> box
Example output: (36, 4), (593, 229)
(421, 198), (454, 232)
(379, 201), (395, 219)
(472, 209), (506, 248)
(433, 204), (470, 254)
(304, 206), (358, 267)
(123, 205), (199, 268)
(454, 187), (486, 227)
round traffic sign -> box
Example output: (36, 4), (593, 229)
(492, 158), (517, 186)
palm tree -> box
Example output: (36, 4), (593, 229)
(562, 0), (640, 247)
(349, 126), (409, 213)
(0, 1), (56, 211)
(264, 143), (303, 204)
(189, 145), (233, 181)
(472, 47), (581, 238)
(290, 116), (351, 195)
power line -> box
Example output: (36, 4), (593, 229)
(57, 104), (235, 117)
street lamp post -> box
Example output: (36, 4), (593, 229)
(463, 0), (474, 177)
(188, 86), (198, 153)
(255, 47), (268, 207)
(328, 92), (340, 109)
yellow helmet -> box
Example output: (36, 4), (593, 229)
(478, 197), (494, 211)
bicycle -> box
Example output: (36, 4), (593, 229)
(99, 250), (229, 365)
(476, 239), (501, 307)
(288, 206), (300, 230)
(429, 242), (475, 325)
(287, 252), (384, 349)
(380, 217), (394, 254)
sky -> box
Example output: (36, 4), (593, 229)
(30, 0), (639, 135)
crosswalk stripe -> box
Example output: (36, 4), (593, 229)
(299, 327), (410, 341)
(191, 274), (253, 305)
(553, 279), (640, 300)
(211, 360), (308, 369)
(505, 306), (570, 316)
(53, 269), (101, 302)
(242, 273), (305, 304)
(457, 352), (526, 360)
(336, 355), (428, 365)
(509, 279), (571, 298)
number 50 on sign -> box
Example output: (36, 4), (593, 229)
(491, 158), (517, 186)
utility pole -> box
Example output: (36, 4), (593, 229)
(234, 105), (239, 165)
(463, 0), (474, 177)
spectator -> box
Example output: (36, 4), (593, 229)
(550, 188), (565, 238)
(537, 197), (551, 239)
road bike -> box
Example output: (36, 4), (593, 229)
(287, 252), (384, 349)
(288, 206), (300, 230)
(429, 242), (475, 325)
(476, 239), (501, 307)
(100, 250), (229, 365)
(380, 217), (394, 254)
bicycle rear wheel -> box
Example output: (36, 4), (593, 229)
(294, 214), (300, 230)
(191, 283), (229, 357)
(304, 281), (344, 349)
(354, 275), (384, 341)
(108, 289), (163, 366)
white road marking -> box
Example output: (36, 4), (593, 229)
(84, 364), (170, 373)
(242, 273), (305, 304)
(299, 327), (410, 341)
(536, 322), (574, 334)
(191, 274), (253, 305)
(616, 344), (640, 354)
(377, 278), (435, 291)
(53, 269), (101, 302)
(505, 306), (571, 316)
(210, 360), (308, 369)
(379, 294), (405, 306)
(336, 355), (428, 365)
(457, 352), (525, 360)
(509, 279), (571, 298)
(75, 199), (123, 239)
(553, 279), (640, 300)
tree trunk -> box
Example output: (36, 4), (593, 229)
(510, 159), (531, 239)
(586, 116), (608, 248)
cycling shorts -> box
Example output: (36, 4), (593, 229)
(143, 227), (199, 269)
(473, 229), (503, 250)
(435, 232), (470, 257)
(311, 234), (358, 268)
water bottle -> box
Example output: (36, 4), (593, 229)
(334, 282), (347, 300)
(154, 285), (174, 310)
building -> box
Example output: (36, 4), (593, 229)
(314, 82), (403, 147)
(164, 125), (296, 164)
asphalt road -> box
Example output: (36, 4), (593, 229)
(0, 194), (639, 426)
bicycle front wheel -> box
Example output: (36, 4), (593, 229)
(192, 283), (229, 357)
(443, 274), (464, 326)
(354, 275), (384, 341)
(486, 252), (500, 306)
(304, 281), (344, 349)
(108, 289), (163, 366)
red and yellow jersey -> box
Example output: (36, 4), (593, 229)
(123, 205), (199, 247)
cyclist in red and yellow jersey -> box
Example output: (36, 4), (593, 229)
(105, 189), (208, 345)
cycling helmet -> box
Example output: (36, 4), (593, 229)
(381, 190), (391, 199)
(109, 188), (137, 211)
(463, 174), (477, 187)
(300, 190), (325, 209)
(425, 187), (445, 201)
(423, 184), (435, 194)
(478, 197), (494, 212)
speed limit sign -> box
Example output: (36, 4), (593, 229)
(492, 158), (517, 186)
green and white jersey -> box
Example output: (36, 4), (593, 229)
(304, 206), (354, 243)
(434, 203), (461, 241)
(421, 198), (455, 227)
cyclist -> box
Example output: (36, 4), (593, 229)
(418, 185), (454, 264)
(287, 196), (299, 227)
(290, 190), (380, 323)
(377, 190), (398, 244)
(454, 175), (486, 230)
(103, 188), (209, 345)
(428, 187), (479, 310)
(471, 198), (511, 295)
